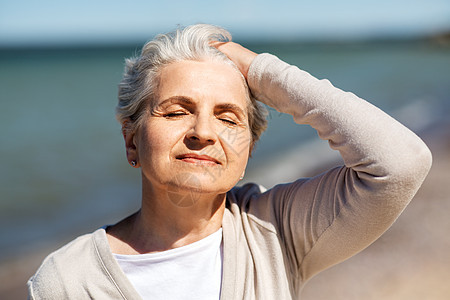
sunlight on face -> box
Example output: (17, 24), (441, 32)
(136, 60), (252, 195)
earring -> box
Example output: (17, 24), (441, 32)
(131, 160), (137, 167)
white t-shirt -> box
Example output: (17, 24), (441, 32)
(114, 229), (223, 300)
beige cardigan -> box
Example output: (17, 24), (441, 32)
(28, 54), (432, 299)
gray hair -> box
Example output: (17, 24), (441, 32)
(116, 24), (267, 150)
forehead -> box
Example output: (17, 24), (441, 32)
(156, 60), (249, 107)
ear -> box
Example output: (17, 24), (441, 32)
(122, 121), (139, 167)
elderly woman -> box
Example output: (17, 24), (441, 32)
(28, 24), (431, 299)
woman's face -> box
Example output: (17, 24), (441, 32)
(133, 60), (251, 196)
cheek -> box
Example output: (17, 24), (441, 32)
(137, 123), (180, 160)
(222, 128), (251, 164)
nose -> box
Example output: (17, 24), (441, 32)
(185, 115), (216, 147)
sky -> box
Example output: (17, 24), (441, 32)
(1, 0), (450, 46)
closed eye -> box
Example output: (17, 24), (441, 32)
(220, 118), (237, 125)
(164, 111), (188, 118)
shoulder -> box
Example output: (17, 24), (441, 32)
(27, 229), (104, 299)
(228, 179), (312, 209)
(228, 182), (266, 203)
(226, 180), (310, 231)
(31, 230), (96, 276)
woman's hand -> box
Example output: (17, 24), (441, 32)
(212, 42), (258, 80)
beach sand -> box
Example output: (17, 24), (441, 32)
(1, 121), (449, 299)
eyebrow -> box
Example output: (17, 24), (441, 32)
(214, 103), (246, 120)
(157, 96), (195, 107)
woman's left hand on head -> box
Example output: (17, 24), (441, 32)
(212, 42), (257, 80)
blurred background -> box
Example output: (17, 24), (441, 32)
(1, 0), (450, 299)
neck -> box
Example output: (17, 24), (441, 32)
(129, 180), (226, 253)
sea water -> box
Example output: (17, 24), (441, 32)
(1, 40), (449, 259)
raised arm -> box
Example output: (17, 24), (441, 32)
(217, 43), (432, 282)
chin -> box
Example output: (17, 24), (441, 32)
(165, 172), (235, 193)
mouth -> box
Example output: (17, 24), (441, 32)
(176, 153), (221, 166)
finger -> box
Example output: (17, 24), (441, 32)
(209, 41), (227, 49)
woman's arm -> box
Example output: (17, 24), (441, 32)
(217, 43), (432, 281)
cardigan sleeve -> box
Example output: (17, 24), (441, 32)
(245, 53), (432, 282)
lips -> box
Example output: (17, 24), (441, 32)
(176, 153), (221, 165)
